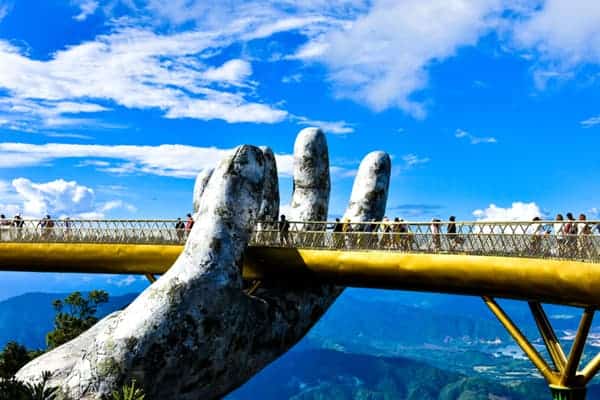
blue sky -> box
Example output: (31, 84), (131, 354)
(0, 0), (599, 297)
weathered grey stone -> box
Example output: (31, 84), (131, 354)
(17, 145), (267, 399)
(192, 168), (213, 215)
(246, 145), (391, 383)
(257, 146), (280, 223)
(16, 130), (392, 400)
(343, 151), (391, 222)
(289, 127), (330, 222)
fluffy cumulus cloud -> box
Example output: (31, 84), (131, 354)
(0, 142), (296, 179)
(0, 25), (289, 128)
(2, 0), (600, 131)
(0, 1), (366, 131)
(0, 178), (135, 218)
(509, 0), (600, 89)
(297, 0), (505, 117)
(513, 0), (600, 67)
(0, 141), (363, 180)
(73, 0), (99, 21)
(473, 201), (544, 221)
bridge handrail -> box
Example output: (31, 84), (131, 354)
(0, 219), (598, 263)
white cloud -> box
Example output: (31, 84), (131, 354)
(509, 1), (600, 90)
(0, 22), (290, 128)
(0, 178), (135, 218)
(293, 116), (355, 134)
(140, 0), (365, 30)
(455, 128), (497, 144)
(330, 166), (357, 178)
(12, 178), (95, 217)
(299, 0), (505, 117)
(513, 0), (600, 68)
(73, 0), (99, 21)
(0, 142), (296, 178)
(402, 154), (430, 167)
(106, 274), (138, 287)
(201, 59), (253, 84)
(580, 115), (600, 128)
(0, 98), (110, 130)
(10, 0), (600, 129)
(473, 202), (544, 221)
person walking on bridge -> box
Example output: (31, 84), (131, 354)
(431, 218), (441, 251)
(447, 216), (463, 250)
(13, 214), (24, 240)
(553, 214), (565, 257)
(185, 213), (194, 238)
(396, 218), (411, 251)
(0, 214), (9, 241)
(564, 213), (577, 255)
(279, 214), (290, 246)
(530, 217), (547, 255)
(332, 218), (343, 248)
(342, 218), (352, 248)
(380, 217), (392, 249)
(63, 217), (72, 240)
(175, 218), (185, 242)
(578, 214), (592, 259)
(39, 215), (55, 240)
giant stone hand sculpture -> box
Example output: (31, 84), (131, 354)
(17, 128), (391, 399)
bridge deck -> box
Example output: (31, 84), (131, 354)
(4, 219), (600, 394)
(0, 219), (599, 307)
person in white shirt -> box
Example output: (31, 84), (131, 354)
(0, 214), (6, 240)
(554, 214), (565, 257)
(577, 214), (592, 259)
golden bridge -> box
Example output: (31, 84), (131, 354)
(1, 218), (600, 400)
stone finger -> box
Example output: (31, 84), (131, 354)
(289, 128), (330, 224)
(343, 151), (391, 222)
(193, 168), (214, 215)
(257, 146), (280, 222)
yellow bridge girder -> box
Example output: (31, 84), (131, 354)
(0, 242), (599, 308)
(5, 241), (600, 398)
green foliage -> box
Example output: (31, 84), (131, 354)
(0, 342), (33, 379)
(46, 290), (109, 349)
(0, 371), (59, 400)
(110, 380), (145, 400)
(23, 371), (59, 400)
(0, 376), (28, 400)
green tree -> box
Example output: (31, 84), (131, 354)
(0, 342), (31, 379)
(110, 380), (145, 400)
(46, 290), (109, 349)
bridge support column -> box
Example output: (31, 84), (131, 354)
(550, 386), (586, 400)
(483, 296), (600, 400)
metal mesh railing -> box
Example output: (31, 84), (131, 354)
(0, 219), (185, 244)
(249, 220), (600, 263)
(0, 219), (599, 263)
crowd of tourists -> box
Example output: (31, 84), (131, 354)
(174, 213), (195, 240)
(272, 213), (600, 257)
(0, 211), (598, 259)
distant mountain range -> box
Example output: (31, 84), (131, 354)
(228, 348), (598, 400)
(0, 289), (591, 399)
(0, 292), (137, 349)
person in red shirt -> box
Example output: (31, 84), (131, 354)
(185, 213), (194, 237)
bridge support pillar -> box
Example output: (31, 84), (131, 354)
(483, 296), (599, 400)
(550, 386), (586, 400)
